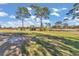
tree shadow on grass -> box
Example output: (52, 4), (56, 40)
(34, 33), (65, 41)
(0, 40), (27, 56)
(0, 42), (10, 56)
(0, 33), (79, 56)
(36, 37), (79, 55)
(0, 33), (28, 56)
(63, 38), (79, 49)
(34, 33), (79, 49)
(36, 39), (63, 56)
(29, 33), (79, 55)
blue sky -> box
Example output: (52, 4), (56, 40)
(0, 3), (79, 28)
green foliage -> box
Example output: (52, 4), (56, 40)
(40, 27), (49, 31)
(16, 7), (31, 19)
(31, 5), (50, 28)
(67, 3), (79, 19)
(30, 25), (36, 31)
(16, 7), (31, 30)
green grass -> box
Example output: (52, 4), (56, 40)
(0, 29), (79, 56)
(19, 31), (79, 56)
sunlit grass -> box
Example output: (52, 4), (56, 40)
(23, 31), (79, 56)
(0, 29), (79, 56)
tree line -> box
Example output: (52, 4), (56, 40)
(0, 4), (79, 31)
(15, 4), (79, 31)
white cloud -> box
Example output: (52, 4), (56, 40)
(69, 17), (73, 20)
(0, 20), (22, 28)
(0, 14), (51, 27)
(50, 8), (67, 17)
(52, 8), (59, 12)
(75, 19), (79, 22)
(6, 21), (20, 28)
(0, 11), (8, 17)
(51, 8), (60, 17)
(43, 19), (50, 23)
(64, 17), (79, 26)
(27, 7), (32, 11)
(24, 18), (29, 21)
(50, 12), (60, 17)
(64, 17), (73, 21)
(73, 17), (79, 22)
(61, 8), (67, 10)
(36, 18), (40, 22)
(0, 17), (36, 27)
(31, 15), (36, 19)
(0, 19), (50, 27)
(0, 3), (8, 5)
(51, 8), (67, 12)
(27, 7), (32, 14)
(25, 21), (34, 26)
(64, 17), (68, 19)
(9, 15), (15, 19)
(75, 22), (79, 25)
(67, 20), (79, 26)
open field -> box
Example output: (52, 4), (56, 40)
(0, 3), (79, 56)
(0, 29), (79, 56)
(21, 31), (79, 56)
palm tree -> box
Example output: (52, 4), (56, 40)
(31, 5), (50, 30)
(16, 7), (31, 30)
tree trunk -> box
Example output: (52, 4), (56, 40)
(40, 17), (43, 31)
(21, 19), (24, 31)
(40, 17), (43, 28)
